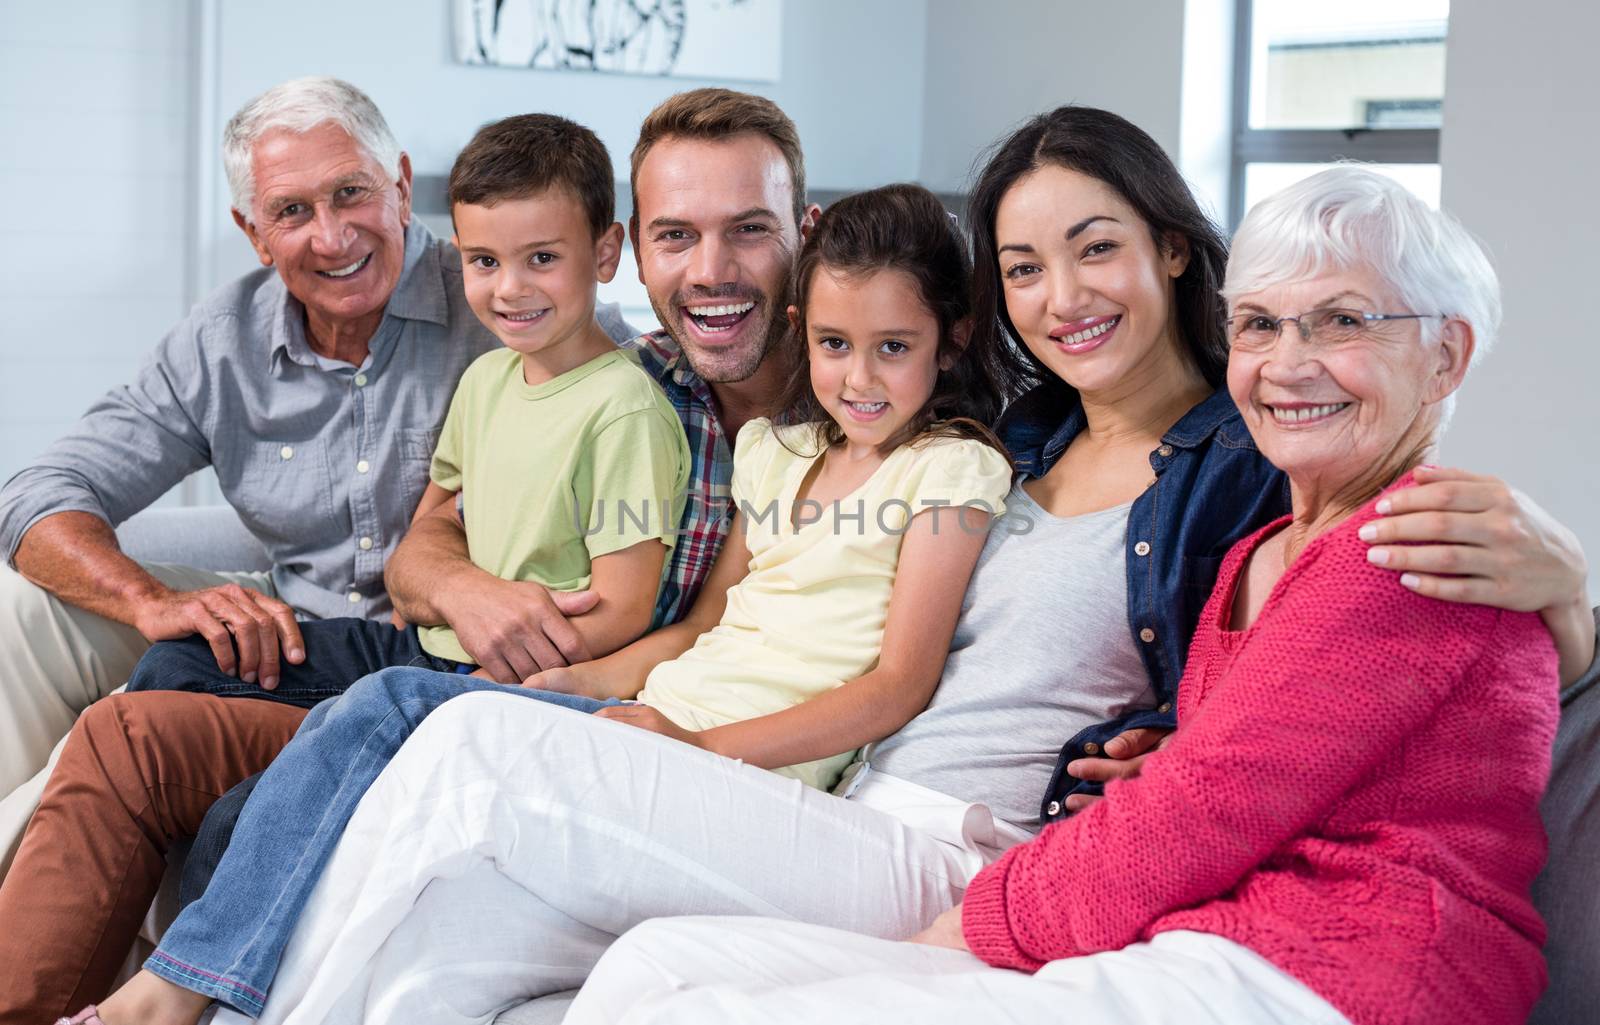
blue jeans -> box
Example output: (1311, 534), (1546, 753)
(141, 666), (618, 1014)
(129, 618), (471, 904)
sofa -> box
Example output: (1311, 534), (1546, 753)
(113, 504), (1599, 1023)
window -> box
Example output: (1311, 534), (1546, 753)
(1231, 0), (1448, 223)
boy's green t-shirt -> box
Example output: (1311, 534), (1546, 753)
(417, 346), (691, 665)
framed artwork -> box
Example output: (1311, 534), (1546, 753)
(454, 0), (783, 82)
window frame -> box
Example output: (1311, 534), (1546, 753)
(1228, 0), (1442, 226)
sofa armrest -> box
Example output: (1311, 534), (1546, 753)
(115, 505), (272, 573)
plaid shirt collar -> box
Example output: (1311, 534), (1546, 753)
(625, 329), (714, 401)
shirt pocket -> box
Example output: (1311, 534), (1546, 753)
(398, 426), (442, 518)
(233, 440), (337, 552)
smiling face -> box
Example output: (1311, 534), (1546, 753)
(802, 267), (943, 452)
(631, 134), (804, 383)
(453, 188), (622, 381)
(993, 164), (1189, 399)
(235, 122), (412, 343)
(1226, 267), (1471, 501)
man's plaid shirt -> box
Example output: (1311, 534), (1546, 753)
(623, 330), (735, 629)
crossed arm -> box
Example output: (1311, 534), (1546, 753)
(385, 483), (663, 673)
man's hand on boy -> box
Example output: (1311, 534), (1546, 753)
(1062, 726), (1173, 812)
(444, 578), (599, 682)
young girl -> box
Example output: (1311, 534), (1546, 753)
(80, 183), (1015, 1025)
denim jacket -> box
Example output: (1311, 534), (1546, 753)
(998, 385), (1291, 823)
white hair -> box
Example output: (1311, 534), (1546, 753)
(222, 76), (402, 217)
(1222, 166), (1501, 366)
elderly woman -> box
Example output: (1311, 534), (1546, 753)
(560, 167), (1562, 1025)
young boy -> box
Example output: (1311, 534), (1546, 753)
(124, 113), (690, 696)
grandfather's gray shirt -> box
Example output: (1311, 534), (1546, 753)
(0, 221), (505, 621)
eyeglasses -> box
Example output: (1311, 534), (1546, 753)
(1227, 308), (1444, 350)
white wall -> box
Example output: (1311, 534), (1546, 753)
(1439, 0), (1600, 599)
(0, 0), (196, 486)
(919, 0), (1188, 195)
(199, 0), (930, 293)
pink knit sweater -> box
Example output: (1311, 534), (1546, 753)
(962, 476), (1560, 1025)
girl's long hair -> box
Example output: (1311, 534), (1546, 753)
(772, 183), (1011, 458)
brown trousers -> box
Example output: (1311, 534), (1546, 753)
(0, 692), (304, 1023)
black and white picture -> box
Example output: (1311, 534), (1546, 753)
(454, 0), (783, 82)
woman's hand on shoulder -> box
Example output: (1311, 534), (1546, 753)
(1357, 464), (1594, 684)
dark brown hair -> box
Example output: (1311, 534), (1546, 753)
(968, 106), (1230, 403)
(448, 113), (614, 237)
(630, 88), (806, 225)
(773, 184), (1009, 459)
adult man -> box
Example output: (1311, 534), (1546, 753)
(0, 76), (624, 841)
(383, 87), (818, 677)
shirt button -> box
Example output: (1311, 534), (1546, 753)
(279, 446), (294, 460)
(1157, 444), (1174, 458)
(1159, 701), (1172, 713)
(1139, 627), (1156, 643)
(1047, 800), (1062, 817)
(1134, 540), (1151, 556)
(356, 459), (370, 474)
(359, 536), (374, 551)
(1083, 742), (1100, 756)
(354, 373), (369, 387)
(347, 591), (362, 603)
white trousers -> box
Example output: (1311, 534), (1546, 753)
(218, 691), (1001, 1025)
(567, 919), (1354, 1025)
(0, 562), (272, 874)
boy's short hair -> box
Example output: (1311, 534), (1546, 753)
(630, 88), (805, 225)
(448, 113), (614, 238)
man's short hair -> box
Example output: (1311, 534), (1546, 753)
(223, 76), (402, 217)
(448, 114), (615, 239)
(630, 88), (805, 225)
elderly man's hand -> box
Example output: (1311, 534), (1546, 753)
(444, 577), (600, 683)
(132, 584), (305, 689)
(1062, 725), (1174, 813)
(1360, 465), (1595, 683)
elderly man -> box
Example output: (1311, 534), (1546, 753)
(0, 77), (625, 839)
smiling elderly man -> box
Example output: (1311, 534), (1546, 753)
(0, 77), (627, 811)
